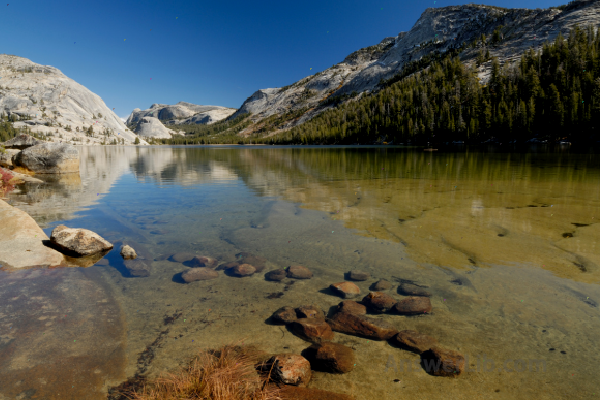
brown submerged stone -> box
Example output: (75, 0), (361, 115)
(295, 304), (325, 319)
(392, 296), (432, 315)
(169, 252), (196, 263)
(421, 347), (465, 377)
(361, 292), (398, 313)
(370, 279), (392, 291)
(290, 318), (334, 343)
(334, 300), (367, 315)
(393, 330), (438, 354)
(265, 269), (287, 281)
(189, 255), (218, 268)
(266, 354), (312, 387)
(347, 270), (370, 281)
(302, 342), (356, 373)
(124, 259), (150, 277)
(327, 312), (397, 340)
(329, 281), (361, 299)
(235, 252), (267, 272)
(286, 265), (313, 279)
(230, 263), (256, 277)
(398, 282), (431, 297)
(181, 267), (218, 283)
(271, 306), (298, 324)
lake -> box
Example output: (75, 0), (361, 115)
(1, 145), (599, 400)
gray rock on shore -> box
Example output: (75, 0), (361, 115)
(50, 225), (113, 256)
(15, 142), (79, 174)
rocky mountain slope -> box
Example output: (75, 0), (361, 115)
(233, 0), (598, 136)
(127, 102), (236, 126)
(0, 54), (147, 145)
(126, 102), (237, 140)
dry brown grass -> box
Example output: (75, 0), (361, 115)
(123, 344), (281, 400)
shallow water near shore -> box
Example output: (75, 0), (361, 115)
(1, 145), (600, 399)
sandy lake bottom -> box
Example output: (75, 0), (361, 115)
(1, 145), (599, 400)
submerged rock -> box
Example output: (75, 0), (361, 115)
(230, 263), (256, 277)
(421, 347), (465, 377)
(361, 292), (397, 313)
(329, 281), (361, 299)
(190, 255), (218, 268)
(327, 312), (397, 340)
(348, 270), (370, 281)
(271, 306), (298, 324)
(124, 259), (150, 277)
(398, 283), (431, 297)
(120, 244), (137, 260)
(181, 267), (218, 282)
(291, 318), (334, 343)
(393, 330), (438, 354)
(295, 304), (325, 319)
(286, 265), (313, 279)
(235, 252), (267, 272)
(15, 142), (79, 174)
(392, 296), (432, 315)
(266, 354), (312, 387)
(302, 342), (356, 373)
(370, 279), (392, 291)
(169, 252), (196, 263)
(50, 225), (113, 256)
(334, 300), (367, 316)
(265, 269), (286, 281)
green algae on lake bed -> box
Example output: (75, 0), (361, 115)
(2, 145), (600, 399)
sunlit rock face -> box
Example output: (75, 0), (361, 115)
(126, 102), (236, 126)
(233, 1), (598, 132)
(133, 117), (178, 139)
(0, 54), (147, 145)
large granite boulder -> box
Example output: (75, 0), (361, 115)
(2, 134), (43, 149)
(15, 142), (79, 174)
(0, 149), (20, 167)
(0, 200), (65, 269)
(50, 225), (113, 256)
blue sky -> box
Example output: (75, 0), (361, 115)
(2, 0), (564, 118)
